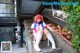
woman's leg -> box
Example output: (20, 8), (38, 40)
(34, 30), (43, 51)
(44, 28), (56, 49)
(33, 32), (37, 42)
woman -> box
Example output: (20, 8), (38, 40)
(31, 14), (56, 52)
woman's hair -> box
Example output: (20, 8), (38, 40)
(34, 14), (43, 23)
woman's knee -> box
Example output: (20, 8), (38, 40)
(44, 29), (49, 35)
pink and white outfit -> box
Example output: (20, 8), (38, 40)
(31, 22), (46, 41)
(31, 14), (56, 52)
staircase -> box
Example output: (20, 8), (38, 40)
(23, 19), (77, 53)
(23, 19), (62, 53)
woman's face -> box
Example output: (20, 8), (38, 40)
(37, 18), (41, 23)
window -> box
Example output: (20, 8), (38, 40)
(0, 0), (17, 17)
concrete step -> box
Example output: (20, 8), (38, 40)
(26, 39), (62, 53)
(34, 48), (62, 53)
(34, 40), (62, 53)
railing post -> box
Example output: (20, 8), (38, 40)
(16, 22), (23, 47)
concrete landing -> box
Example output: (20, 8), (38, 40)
(0, 44), (26, 53)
